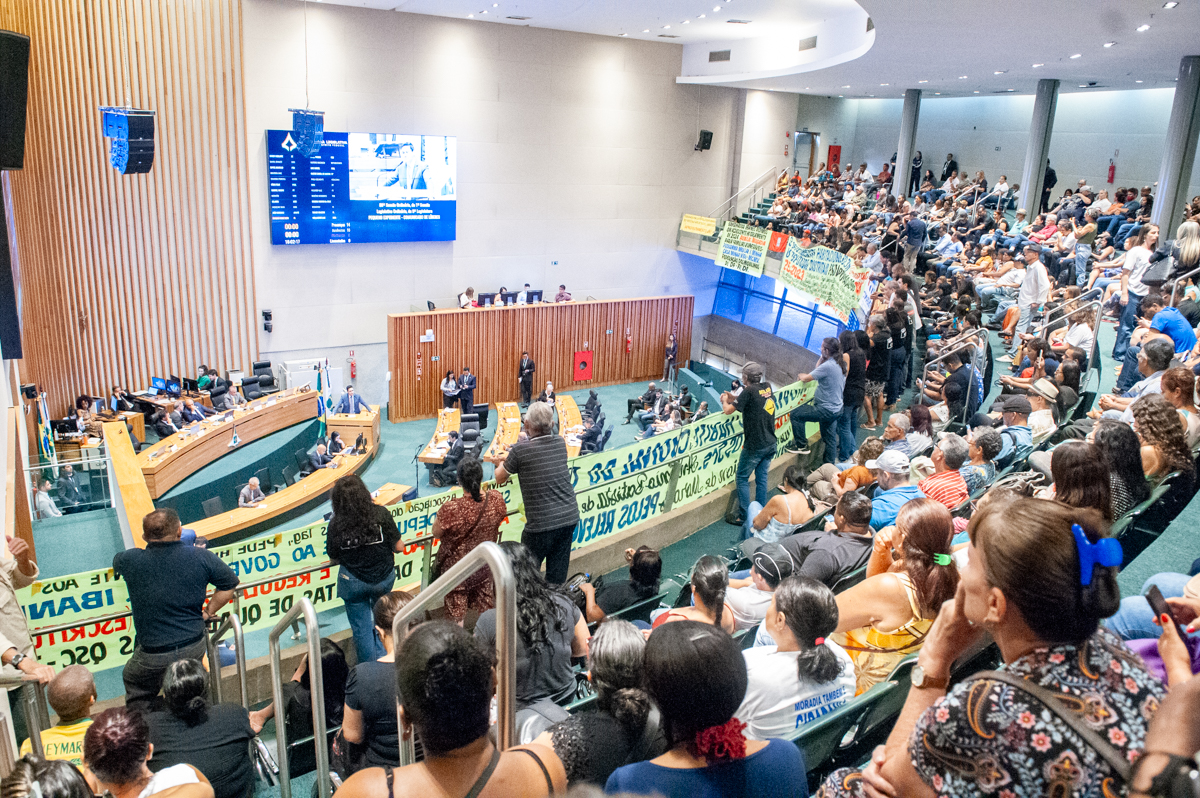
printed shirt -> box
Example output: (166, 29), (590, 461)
(959, 462), (995, 495)
(20, 718), (92, 766)
(735, 643), (857, 740)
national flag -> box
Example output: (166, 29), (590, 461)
(35, 392), (57, 473)
(228, 425), (241, 448)
(316, 363), (330, 439)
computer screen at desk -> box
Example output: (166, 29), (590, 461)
(527, 290), (543, 303)
(500, 292), (518, 305)
(151, 377), (167, 391)
(477, 292), (497, 307)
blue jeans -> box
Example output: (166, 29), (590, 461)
(1116, 345), (1143, 393)
(1113, 294), (1143, 362)
(1074, 244), (1091, 288)
(338, 567), (397, 663)
(886, 349), (908, 406)
(790, 403), (840, 465)
(836, 404), (860, 462)
(736, 443), (776, 517)
(1106, 572), (1192, 640)
(1007, 304), (1036, 356)
(742, 501), (765, 541)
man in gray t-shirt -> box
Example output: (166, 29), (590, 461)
(496, 401), (579, 583)
(786, 340), (847, 466)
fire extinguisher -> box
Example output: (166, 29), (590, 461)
(348, 349), (357, 379)
(1108, 151), (1117, 184)
(626, 330), (632, 354)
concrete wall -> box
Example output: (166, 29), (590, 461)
(704, 315), (820, 388)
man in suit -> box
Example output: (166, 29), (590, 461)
(690, 401), (710, 423)
(335, 386), (368, 415)
(153, 409), (179, 438)
(182, 399), (214, 421)
(676, 385), (694, 412)
(940, 153), (958, 183)
(169, 402), (186, 429)
(430, 430), (463, 487)
(56, 465), (86, 508)
(238, 477), (266, 508)
(580, 417), (602, 453)
(518, 352), (536, 406)
(625, 383), (659, 424)
(458, 367), (477, 414)
(110, 386), (134, 413)
(309, 444), (335, 472)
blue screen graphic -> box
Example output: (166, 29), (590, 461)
(267, 130), (456, 245)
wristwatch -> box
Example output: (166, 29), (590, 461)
(911, 662), (949, 690)
(9, 652), (27, 669)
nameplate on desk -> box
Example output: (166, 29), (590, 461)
(170, 445), (179, 452)
(267, 398), (277, 406)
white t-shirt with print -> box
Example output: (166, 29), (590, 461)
(735, 643), (858, 740)
(726, 585), (773, 631)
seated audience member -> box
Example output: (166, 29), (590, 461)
(605, 621), (805, 796)
(342, 591), (413, 771)
(764, 492), (874, 598)
(1047, 440), (1113, 519)
(1114, 291), (1196, 394)
(1089, 337), (1174, 423)
(1132, 394), (1197, 529)
(146, 659), (254, 798)
(917, 434), (969, 510)
(808, 437), (884, 502)
(337, 623), (567, 798)
(735, 577), (856, 740)
(535, 621), (667, 788)
(1093, 418), (1152, 518)
(832, 499), (958, 694)
(690, 400), (711, 423)
(34, 478), (62, 519)
(1027, 380), (1060, 443)
(2, 754), (93, 798)
(819, 498), (1162, 798)
(906, 405), (934, 455)
(55, 465), (86, 508)
(988, 394), (1033, 468)
(474, 542), (589, 708)
(247, 640), (348, 771)
(864, 450), (924, 530)
(744, 465), (813, 543)
(1160, 366), (1200, 447)
(625, 383), (659, 424)
(725, 544), (794, 632)
(878, 412), (910, 456)
(85, 708), (214, 798)
(237, 477), (264, 508)
(651, 555), (735, 633)
(432, 458), (506, 623)
(579, 546), (662, 624)
(19, 666), (95, 765)
(959, 427), (1002, 495)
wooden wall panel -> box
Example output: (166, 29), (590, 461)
(0, 0), (257, 417)
(387, 297), (693, 422)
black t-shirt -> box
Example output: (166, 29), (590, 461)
(594, 580), (648, 615)
(1177, 299), (1200, 329)
(889, 322), (911, 355)
(735, 382), (777, 452)
(843, 350), (867, 408)
(345, 660), (399, 767)
(549, 710), (669, 788)
(476, 592), (581, 708)
(779, 530), (873, 588)
(326, 503), (400, 584)
(945, 363), (972, 406)
(147, 705), (254, 798)
(865, 331), (893, 381)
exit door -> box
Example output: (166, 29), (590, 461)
(793, 132), (819, 177)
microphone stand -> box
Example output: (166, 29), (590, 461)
(411, 443), (425, 498)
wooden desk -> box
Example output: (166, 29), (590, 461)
(119, 410), (145, 443)
(557, 396), (584, 458)
(138, 389), (320, 498)
(418, 408), (460, 465)
(482, 402), (521, 464)
(53, 435), (104, 469)
(328, 405), (382, 450)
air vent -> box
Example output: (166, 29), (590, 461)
(506, 15), (530, 20)
(727, 19), (751, 24)
(658, 33), (680, 38)
(709, 49), (731, 62)
(866, 17), (874, 32)
(798, 35), (817, 51)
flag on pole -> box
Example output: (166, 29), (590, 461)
(228, 425), (241, 448)
(35, 392), (57, 472)
(317, 364), (328, 439)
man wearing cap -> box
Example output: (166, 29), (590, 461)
(1028, 381), (1059, 444)
(865, 450), (924, 530)
(992, 395), (1034, 469)
(722, 363), (778, 526)
(998, 245), (1050, 362)
(918, 435), (970, 511)
(725, 543), (793, 632)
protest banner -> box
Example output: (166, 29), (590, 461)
(716, 221), (769, 277)
(679, 214), (717, 236)
(777, 242), (860, 322)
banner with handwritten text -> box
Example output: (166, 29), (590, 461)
(716, 221), (769, 277)
(778, 242), (860, 322)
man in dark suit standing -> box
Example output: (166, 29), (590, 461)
(518, 352), (536, 407)
(940, 153), (958, 183)
(335, 385), (368, 415)
(57, 465), (86, 509)
(458, 367), (477, 414)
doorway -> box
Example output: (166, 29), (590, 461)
(793, 132), (819, 177)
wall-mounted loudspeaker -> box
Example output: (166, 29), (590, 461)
(0, 30), (30, 171)
(695, 130), (713, 152)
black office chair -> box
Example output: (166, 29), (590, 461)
(201, 497), (224, 517)
(295, 449), (312, 475)
(257, 373), (280, 396)
(255, 467), (275, 494)
(243, 379), (264, 401)
(473, 404), (490, 430)
(597, 427), (613, 452)
(462, 428), (481, 459)
(281, 464), (300, 486)
(209, 383), (228, 407)
(460, 414), (481, 438)
(252, 360), (273, 379)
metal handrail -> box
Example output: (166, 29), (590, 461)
(1032, 299), (1102, 339)
(205, 612), (248, 709)
(1030, 289), (1101, 331)
(390, 541), (516, 764)
(708, 165), (781, 219)
(269, 598), (328, 798)
(923, 328), (988, 373)
(1166, 264), (1200, 306)
(0, 677), (48, 758)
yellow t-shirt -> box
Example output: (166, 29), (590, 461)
(20, 718), (92, 766)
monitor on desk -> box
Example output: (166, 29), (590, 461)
(500, 291), (518, 306)
(527, 289), (543, 304)
(354, 432), (366, 453)
(182, 378), (199, 393)
(151, 377), (168, 392)
(166, 376), (182, 397)
(227, 370), (244, 387)
(477, 292), (497, 307)
(52, 419), (76, 436)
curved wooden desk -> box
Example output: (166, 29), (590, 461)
(138, 389), (320, 498)
(418, 408), (460, 464)
(483, 402), (521, 464)
(557, 396), (583, 458)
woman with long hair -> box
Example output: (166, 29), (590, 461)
(1049, 440), (1113, 520)
(326, 474), (402, 663)
(1132, 393), (1196, 479)
(249, 638), (349, 747)
(1154, 218), (1200, 283)
(651, 555), (735, 634)
(1113, 223), (1160, 362)
(1160, 366), (1200, 447)
(1092, 418), (1150, 517)
(146, 660), (253, 798)
(832, 498), (959, 693)
(736, 576), (856, 740)
(439, 370), (458, 409)
(1, 755), (91, 798)
(837, 330), (867, 462)
(905, 404), (934, 456)
(85, 709), (214, 798)
(342, 591), (414, 772)
(474, 541), (589, 708)
(432, 457), (506, 623)
(790, 336), (846, 466)
(745, 465), (814, 543)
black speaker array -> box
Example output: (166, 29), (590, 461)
(0, 30), (30, 170)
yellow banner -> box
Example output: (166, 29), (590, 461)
(680, 214), (717, 236)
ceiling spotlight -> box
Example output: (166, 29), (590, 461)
(699, 13), (705, 17)
(1136, 79), (1144, 83)
(993, 70), (1006, 75)
(1006, 88), (1015, 92)
(480, 9), (487, 14)
(643, 29), (649, 32)
(973, 90), (980, 93)
(1069, 53), (1082, 59)
(713, 5), (720, 10)
(683, 19), (689, 23)
(1137, 24), (1150, 31)
(1033, 63), (1044, 68)
(467, 13), (474, 18)
(958, 75), (968, 79)
(880, 83), (889, 86)
(619, 32), (627, 36)
(918, 79), (928, 83)
(1164, 1), (1178, 7)
(934, 92), (941, 95)
(841, 84), (850, 88)
(1079, 84), (1088, 88)
(1103, 41), (1116, 47)
(662, 24), (670, 28)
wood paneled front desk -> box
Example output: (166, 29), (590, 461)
(138, 389), (320, 498)
(482, 402), (521, 464)
(557, 396), (584, 458)
(327, 405), (382, 451)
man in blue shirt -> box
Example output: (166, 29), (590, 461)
(993, 394), (1034, 468)
(901, 212), (928, 272)
(335, 385), (369, 414)
(1114, 293), (1196, 393)
(865, 450), (924, 529)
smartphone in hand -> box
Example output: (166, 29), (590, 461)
(1145, 584), (1188, 642)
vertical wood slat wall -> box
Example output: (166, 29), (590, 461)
(0, 0), (257, 417)
(387, 297), (694, 422)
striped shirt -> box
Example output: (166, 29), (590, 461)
(918, 469), (969, 510)
(503, 434), (580, 533)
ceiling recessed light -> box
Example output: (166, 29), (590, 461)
(934, 92), (941, 95)
(918, 80), (928, 84)
(1136, 79), (1144, 83)
(1069, 53), (1082, 59)
(1006, 88), (1015, 92)
(1137, 24), (1150, 31)
(682, 19), (689, 23)
(994, 70), (1006, 75)
(699, 13), (705, 18)
(662, 24), (670, 29)
(880, 83), (888, 86)
(973, 90), (979, 93)
(467, 13), (474, 18)
(1103, 41), (1116, 48)
(838, 95), (843, 98)
(619, 32), (627, 36)
(480, 9), (487, 14)
(1079, 84), (1088, 88)
(804, 87), (810, 90)
(1033, 63), (1044, 68)
(841, 84), (850, 88)
(958, 75), (968, 79)
(713, 5), (720, 10)
(1164, 1), (1179, 7)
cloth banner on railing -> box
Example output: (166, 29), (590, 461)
(679, 214), (717, 236)
(716, 221), (769, 277)
(20, 380), (816, 674)
(777, 242), (860, 323)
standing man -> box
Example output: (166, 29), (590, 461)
(518, 351), (536, 407)
(721, 363), (777, 526)
(495, 402), (579, 583)
(663, 334), (678, 383)
(458, 366), (477, 414)
(940, 153), (957, 183)
(901, 211), (927, 272)
(56, 465), (86, 509)
(114, 509), (239, 710)
(1041, 159), (1058, 213)
(998, 245), (1050, 362)
(335, 385), (368, 415)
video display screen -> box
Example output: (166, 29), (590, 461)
(267, 130), (456, 245)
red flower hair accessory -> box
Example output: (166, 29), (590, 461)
(691, 717), (748, 761)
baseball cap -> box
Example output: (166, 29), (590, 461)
(1030, 378), (1060, 401)
(1002, 395), (1032, 414)
(751, 543), (794, 583)
(865, 449), (911, 474)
